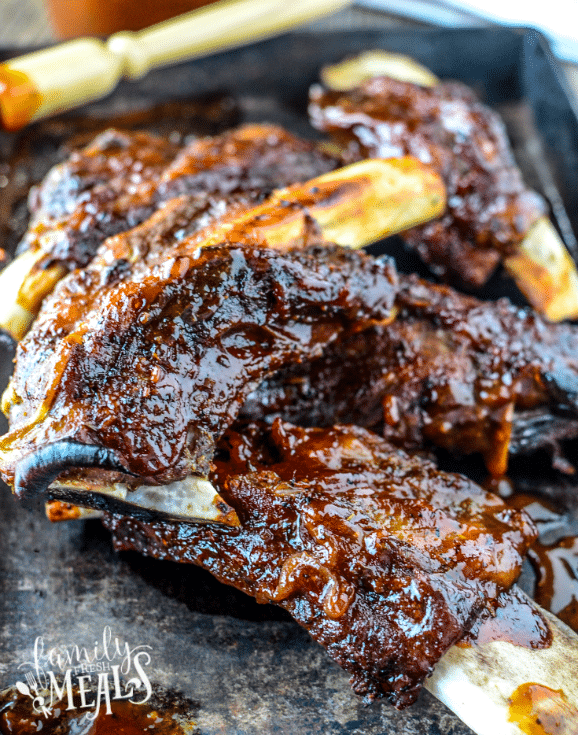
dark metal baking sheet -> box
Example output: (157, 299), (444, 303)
(1, 26), (577, 734)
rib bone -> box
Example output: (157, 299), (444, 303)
(48, 475), (239, 525)
(317, 51), (578, 321)
(195, 157), (444, 252)
(321, 50), (439, 90)
(47, 423), (578, 731)
(1, 245), (399, 516)
(426, 590), (578, 735)
(504, 216), (578, 322)
(51, 504), (578, 732)
(0, 249), (64, 340)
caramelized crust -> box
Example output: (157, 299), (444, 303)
(242, 275), (578, 476)
(156, 122), (337, 202)
(0, 245), (397, 486)
(22, 129), (178, 269)
(103, 420), (536, 707)
(20, 124), (337, 271)
(309, 77), (547, 287)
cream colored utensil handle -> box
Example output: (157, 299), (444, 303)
(109, 0), (350, 78)
(0, 0), (350, 129)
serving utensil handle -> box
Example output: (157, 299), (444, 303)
(0, 0), (350, 130)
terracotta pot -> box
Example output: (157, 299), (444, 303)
(45, 0), (219, 39)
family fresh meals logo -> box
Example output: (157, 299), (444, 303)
(15, 626), (153, 721)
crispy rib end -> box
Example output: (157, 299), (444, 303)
(504, 217), (578, 322)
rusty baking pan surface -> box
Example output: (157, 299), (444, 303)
(1, 27), (577, 734)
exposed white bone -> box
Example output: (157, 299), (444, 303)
(321, 50), (439, 90)
(0, 157), (445, 341)
(504, 217), (578, 321)
(426, 588), (578, 734)
(0, 249), (41, 340)
(49, 475), (239, 525)
(0, 248), (65, 340)
(197, 156), (446, 253)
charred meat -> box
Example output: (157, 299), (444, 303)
(0, 111), (573, 720)
(103, 419), (536, 707)
(242, 274), (578, 476)
(309, 76), (547, 289)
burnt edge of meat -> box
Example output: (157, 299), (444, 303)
(1, 244), (397, 489)
(103, 420), (536, 708)
(309, 77), (546, 288)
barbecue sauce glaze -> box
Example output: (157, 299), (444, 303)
(20, 124), (336, 275)
(460, 586), (551, 649)
(310, 75), (546, 288)
(104, 420), (536, 708)
(508, 683), (578, 735)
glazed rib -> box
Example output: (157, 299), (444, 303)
(1, 122), (573, 724)
(0, 124), (338, 339)
(102, 419), (536, 708)
(23, 123), (337, 271)
(0, 243), (397, 490)
(309, 76), (547, 288)
(242, 274), (578, 476)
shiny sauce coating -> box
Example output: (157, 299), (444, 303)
(508, 683), (578, 735)
(103, 420), (536, 708)
(22, 124), (336, 274)
(506, 492), (578, 634)
(460, 586), (551, 649)
(309, 76), (546, 288)
(1, 245), (397, 485)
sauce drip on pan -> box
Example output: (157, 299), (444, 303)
(506, 492), (578, 633)
(529, 537), (578, 632)
(508, 683), (578, 735)
(0, 687), (192, 734)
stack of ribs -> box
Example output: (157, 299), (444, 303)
(309, 56), (578, 322)
(309, 75), (545, 289)
(1, 74), (578, 719)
